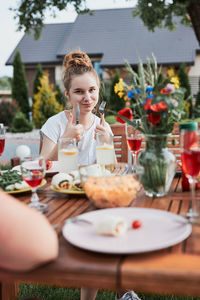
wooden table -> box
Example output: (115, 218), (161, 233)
(1, 174), (200, 300)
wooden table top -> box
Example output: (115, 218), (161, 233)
(1, 174), (200, 298)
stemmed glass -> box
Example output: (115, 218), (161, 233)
(180, 129), (200, 220)
(126, 122), (142, 173)
(0, 123), (5, 157)
(21, 156), (47, 211)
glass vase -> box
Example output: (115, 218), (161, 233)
(138, 134), (176, 197)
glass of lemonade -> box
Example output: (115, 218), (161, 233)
(96, 132), (115, 171)
(58, 137), (78, 173)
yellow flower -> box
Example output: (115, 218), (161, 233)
(167, 67), (176, 78)
(118, 91), (124, 98)
(170, 76), (180, 89)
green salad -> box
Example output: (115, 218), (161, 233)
(0, 170), (23, 191)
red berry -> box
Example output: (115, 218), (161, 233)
(132, 220), (142, 229)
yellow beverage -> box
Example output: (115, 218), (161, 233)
(58, 148), (78, 173)
(96, 144), (115, 165)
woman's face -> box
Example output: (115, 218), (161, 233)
(65, 72), (99, 114)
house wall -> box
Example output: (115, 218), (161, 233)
(189, 54), (200, 96)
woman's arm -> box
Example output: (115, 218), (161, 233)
(40, 134), (58, 160)
(0, 191), (58, 271)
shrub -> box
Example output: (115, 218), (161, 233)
(33, 74), (63, 128)
(178, 63), (192, 118)
(54, 84), (68, 107)
(11, 112), (33, 133)
(105, 115), (116, 124)
(12, 51), (30, 118)
(108, 70), (125, 112)
(32, 64), (44, 104)
(0, 101), (19, 127)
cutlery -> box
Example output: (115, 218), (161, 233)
(52, 217), (92, 229)
(99, 101), (106, 116)
(76, 103), (80, 125)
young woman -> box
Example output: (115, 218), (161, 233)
(40, 50), (112, 164)
(40, 50), (141, 300)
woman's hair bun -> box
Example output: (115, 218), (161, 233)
(63, 51), (92, 69)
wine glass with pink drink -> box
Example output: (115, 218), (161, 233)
(180, 127), (200, 220)
(21, 156), (47, 211)
(126, 122), (142, 173)
(0, 124), (5, 157)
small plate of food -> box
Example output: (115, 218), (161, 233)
(50, 170), (85, 194)
(0, 170), (46, 194)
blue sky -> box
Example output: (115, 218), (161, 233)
(0, 0), (136, 77)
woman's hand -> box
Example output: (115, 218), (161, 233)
(62, 112), (84, 142)
(94, 114), (108, 138)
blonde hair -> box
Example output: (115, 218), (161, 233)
(62, 50), (100, 91)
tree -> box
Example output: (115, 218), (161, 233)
(194, 77), (200, 118)
(178, 63), (192, 118)
(12, 51), (30, 119)
(11, 0), (200, 44)
(53, 84), (68, 107)
(33, 74), (63, 128)
(33, 64), (44, 99)
(134, 0), (200, 45)
(12, 0), (90, 39)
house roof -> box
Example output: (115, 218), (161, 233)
(6, 23), (73, 65)
(6, 7), (200, 67)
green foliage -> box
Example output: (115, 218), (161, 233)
(124, 55), (185, 135)
(105, 115), (116, 125)
(12, 0), (90, 39)
(18, 284), (200, 300)
(33, 64), (44, 100)
(0, 77), (12, 90)
(33, 74), (63, 128)
(11, 111), (33, 132)
(0, 101), (19, 127)
(178, 63), (192, 118)
(12, 50), (30, 118)
(109, 70), (125, 112)
(194, 77), (200, 118)
(134, 0), (190, 33)
(53, 84), (67, 107)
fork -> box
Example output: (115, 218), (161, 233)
(99, 101), (106, 115)
(52, 217), (92, 229)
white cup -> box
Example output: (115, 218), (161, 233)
(58, 137), (78, 173)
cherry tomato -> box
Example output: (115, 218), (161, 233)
(132, 220), (142, 229)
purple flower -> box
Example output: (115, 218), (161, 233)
(165, 83), (175, 94)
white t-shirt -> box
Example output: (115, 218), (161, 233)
(41, 111), (113, 165)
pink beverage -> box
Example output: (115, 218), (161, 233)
(181, 148), (200, 177)
(127, 137), (142, 152)
(23, 174), (43, 188)
(0, 138), (5, 156)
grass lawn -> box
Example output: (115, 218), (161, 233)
(18, 284), (200, 300)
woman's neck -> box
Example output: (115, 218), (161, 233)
(79, 112), (94, 131)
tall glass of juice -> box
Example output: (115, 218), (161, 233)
(96, 132), (115, 172)
(58, 137), (78, 173)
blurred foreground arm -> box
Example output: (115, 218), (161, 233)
(0, 191), (58, 271)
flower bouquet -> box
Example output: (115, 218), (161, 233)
(115, 55), (185, 197)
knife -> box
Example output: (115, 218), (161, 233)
(76, 103), (80, 125)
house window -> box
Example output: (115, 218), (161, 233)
(93, 61), (102, 79)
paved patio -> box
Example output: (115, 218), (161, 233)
(1, 130), (40, 164)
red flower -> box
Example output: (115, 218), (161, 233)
(144, 97), (167, 112)
(161, 88), (168, 94)
(116, 107), (133, 124)
(147, 113), (161, 126)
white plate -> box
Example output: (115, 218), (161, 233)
(12, 161), (59, 174)
(62, 207), (192, 254)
